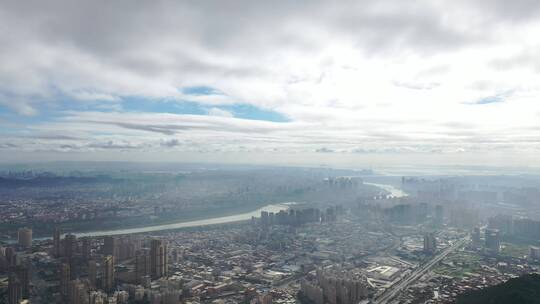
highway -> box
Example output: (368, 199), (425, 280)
(374, 237), (468, 304)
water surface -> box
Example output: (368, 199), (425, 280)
(74, 203), (289, 237)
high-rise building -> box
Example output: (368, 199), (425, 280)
(435, 205), (444, 225)
(18, 228), (32, 249)
(251, 293), (272, 304)
(8, 273), (22, 304)
(53, 227), (62, 258)
(12, 265), (30, 299)
(60, 263), (70, 298)
(488, 214), (514, 235)
(135, 250), (150, 283)
(68, 279), (86, 304)
(82, 237), (91, 259)
(4, 247), (17, 268)
(301, 268), (370, 304)
(472, 227), (481, 248)
(261, 211), (269, 225)
(423, 232), (437, 254)
(514, 218), (540, 239)
(69, 256), (78, 280)
(114, 290), (129, 304)
(171, 247), (181, 263)
(102, 255), (115, 291)
(150, 239), (168, 279)
(449, 207), (479, 229)
(88, 260), (97, 289)
(529, 246), (540, 260)
(104, 236), (118, 258)
(89, 291), (107, 304)
(161, 289), (181, 304)
(64, 234), (77, 259)
(117, 237), (139, 261)
(485, 228), (500, 254)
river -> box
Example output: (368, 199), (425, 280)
(364, 182), (408, 198)
(65, 183), (405, 238)
(73, 203), (289, 238)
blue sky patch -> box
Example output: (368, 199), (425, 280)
(467, 91), (513, 105)
(0, 91), (290, 133)
(473, 95), (504, 105)
(121, 96), (289, 122)
(182, 86), (222, 96)
(121, 97), (207, 115)
(219, 104), (289, 122)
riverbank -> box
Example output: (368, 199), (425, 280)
(364, 182), (408, 197)
(19, 182), (407, 240)
(71, 182), (407, 237)
(73, 203), (289, 238)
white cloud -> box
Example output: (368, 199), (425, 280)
(1, 0), (540, 165)
(0, 97), (39, 116)
(207, 107), (233, 118)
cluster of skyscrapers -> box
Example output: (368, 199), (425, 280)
(260, 207), (342, 227)
(300, 268), (370, 304)
(1, 227), (170, 304)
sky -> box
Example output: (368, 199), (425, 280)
(1, 0), (540, 168)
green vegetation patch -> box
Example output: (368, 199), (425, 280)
(433, 251), (482, 279)
(500, 242), (530, 259)
(456, 274), (540, 304)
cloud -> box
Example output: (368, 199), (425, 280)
(315, 147), (335, 153)
(69, 91), (119, 102)
(208, 107), (234, 118)
(1, 1), (540, 165)
(111, 122), (180, 135)
(0, 0), (529, 110)
(393, 80), (440, 90)
(0, 142), (18, 149)
(464, 0), (540, 22)
(160, 138), (181, 147)
(0, 97), (39, 116)
(490, 49), (540, 73)
(86, 140), (142, 150)
(58, 144), (80, 150)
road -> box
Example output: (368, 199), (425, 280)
(374, 237), (468, 304)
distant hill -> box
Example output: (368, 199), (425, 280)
(456, 274), (540, 304)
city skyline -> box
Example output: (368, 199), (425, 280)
(4, 2), (540, 303)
